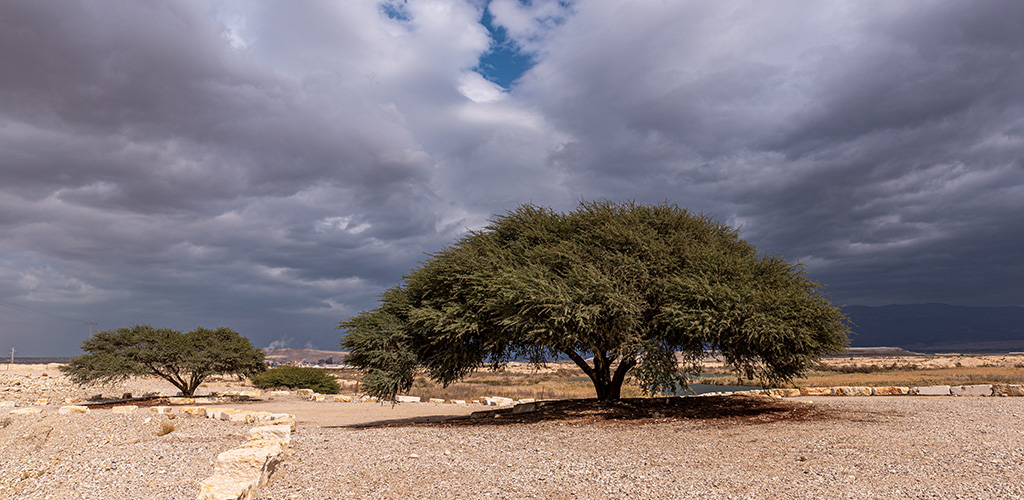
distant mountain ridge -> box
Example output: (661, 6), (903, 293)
(843, 303), (1024, 353)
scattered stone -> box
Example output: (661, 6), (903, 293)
(34, 398), (49, 405)
(219, 409), (251, 422)
(296, 389), (314, 397)
(483, 396), (514, 406)
(799, 387), (833, 396)
(452, 400), (468, 405)
(428, 398), (446, 404)
(950, 384), (993, 397)
(58, 405), (90, 414)
(0, 401), (14, 409)
(834, 386), (873, 396)
(516, 398), (536, 404)
(769, 389), (802, 397)
(150, 406), (174, 414)
(312, 394), (327, 402)
(333, 395), (352, 402)
(111, 405), (138, 414)
(268, 390), (291, 396)
(992, 384), (1024, 397)
(913, 385), (952, 396)
(10, 407), (42, 415)
(248, 424), (292, 446)
(180, 406), (207, 416)
(395, 395), (421, 403)
(872, 386), (910, 396)
(168, 397), (195, 405)
(156, 420), (176, 436)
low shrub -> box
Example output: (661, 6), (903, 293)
(251, 366), (341, 394)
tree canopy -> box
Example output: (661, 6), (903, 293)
(61, 324), (266, 397)
(340, 200), (849, 401)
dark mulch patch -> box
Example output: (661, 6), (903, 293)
(415, 395), (838, 428)
(84, 397), (171, 409)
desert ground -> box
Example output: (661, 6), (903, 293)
(3, 356), (1023, 499)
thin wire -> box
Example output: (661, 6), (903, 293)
(0, 298), (91, 324)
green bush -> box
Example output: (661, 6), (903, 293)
(251, 366), (340, 394)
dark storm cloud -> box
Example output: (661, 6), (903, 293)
(2, 1), (1021, 354)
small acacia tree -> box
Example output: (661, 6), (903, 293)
(61, 324), (266, 397)
(340, 201), (849, 402)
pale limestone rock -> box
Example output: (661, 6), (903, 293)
(483, 396), (514, 406)
(428, 398), (446, 404)
(10, 407), (42, 415)
(219, 409), (251, 422)
(872, 386), (910, 396)
(268, 390), (291, 396)
(913, 385), (951, 396)
(768, 389), (801, 398)
(111, 405), (138, 414)
(245, 411), (276, 424)
(214, 444), (283, 486)
(248, 424), (291, 446)
(992, 384), (1024, 396)
(950, 384), (993, 397)
(0, 401), (14, 409)
(312, 394), (326, 401)
(150, 406), (174, 414)
(516, 398), (536, 404)
(267, 417), (296, 432)
(58, 405), (90, 414)
(196, 476), (256, 500)
(360, 396), (378, 403)
(395, 395), (421, 403)
(34, 398), (49, 405)
(333, 395), (352, 402)
(168, 397), (195, 405)
(180, 406), (207, 416)
(64, 397), (83, 404)
(799, 387), (833, 396)
(295, 389), (314, 397)
(452, 400), (468, 405)
(834, 386), (873, 396)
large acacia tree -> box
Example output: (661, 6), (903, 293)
(61, 325), (266, 397)
(341, 201), (849, 401)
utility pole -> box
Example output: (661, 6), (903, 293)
(7, 347), (13, 371)
(86, 322), (98, 335)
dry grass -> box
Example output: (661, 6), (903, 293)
(788, 366), (1024, 388)
(328, 355), (1024, 401)
(330, 364), (645, 401)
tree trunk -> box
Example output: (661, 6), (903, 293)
(564, 350), (629, 401)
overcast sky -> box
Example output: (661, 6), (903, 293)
(2, 1), (1022, 355)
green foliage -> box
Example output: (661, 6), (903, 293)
(60, 324), (265, 397)
(251, 366), (341, 394)
(340, 200), (850, 402)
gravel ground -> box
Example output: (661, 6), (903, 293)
(257, 397), (1024, 500)
(5, 367), (1024, 499)
(1, 367), (253, 500)
(0, 409), (246, 500)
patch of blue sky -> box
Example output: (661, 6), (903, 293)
(476, 5), (534, 90)
(379, 1), (411, 21)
